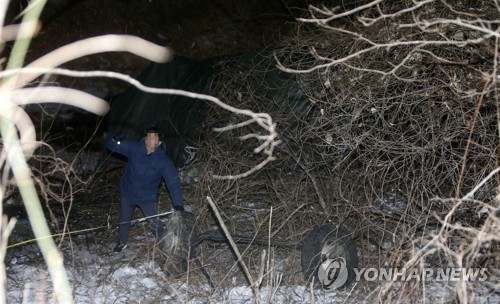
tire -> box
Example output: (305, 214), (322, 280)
(158, 211), (198, 277)
(301, 223), (358, 290)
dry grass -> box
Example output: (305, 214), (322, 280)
(187, 0), (499, 302)
(3, 0), (499, 303)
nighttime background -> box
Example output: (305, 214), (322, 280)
(1, 1), (499, 303)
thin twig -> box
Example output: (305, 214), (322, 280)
(206, 196), (261, 303)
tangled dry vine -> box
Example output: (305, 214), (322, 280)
(1, 1), (499, 303)
(195, 0), (499, 302)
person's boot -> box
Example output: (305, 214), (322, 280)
(113, 242), (128, 253)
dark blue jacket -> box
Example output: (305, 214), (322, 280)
(106, 136), (184, 207)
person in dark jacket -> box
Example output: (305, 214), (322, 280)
(106, 128), (184, 252)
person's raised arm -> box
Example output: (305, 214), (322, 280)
(106, 134), (133, 157)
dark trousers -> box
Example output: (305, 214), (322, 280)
(118, 195), (164, 243)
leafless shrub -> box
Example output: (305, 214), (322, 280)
(2, 1), (498, 303)
(197, 0), (499, 302)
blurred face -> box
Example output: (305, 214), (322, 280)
(145, 132), (160, 154)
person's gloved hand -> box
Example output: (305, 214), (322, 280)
(174, 205), (184, 212)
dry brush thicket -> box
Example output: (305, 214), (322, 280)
(1, 0), (499, 303)
(193, 0), (499, 302)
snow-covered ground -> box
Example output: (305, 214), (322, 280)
(5, 179), (498, 303)
(6, 241), (352, 303)
(6, 237), (498, 303)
